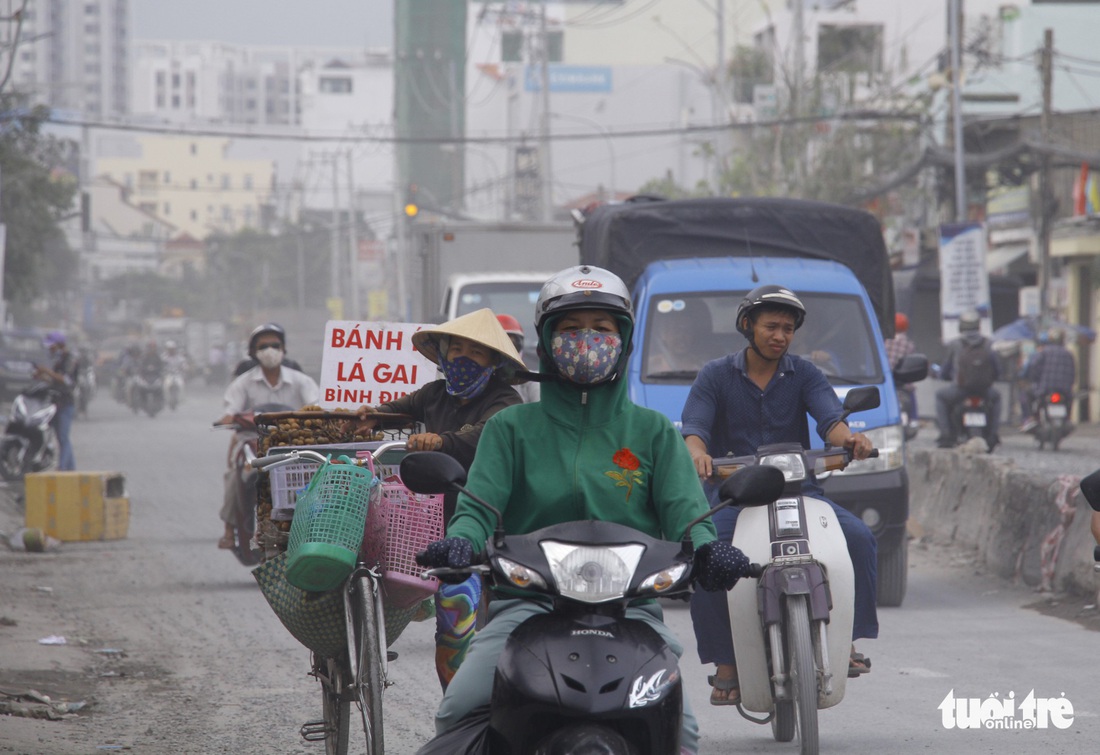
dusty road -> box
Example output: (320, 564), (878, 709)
(0, 387), (440, 754)
(2, 387), (1098, 754)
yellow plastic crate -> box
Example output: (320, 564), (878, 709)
(24, 471), (129, 541)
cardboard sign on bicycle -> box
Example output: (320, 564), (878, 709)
(318, 321), (438, 410)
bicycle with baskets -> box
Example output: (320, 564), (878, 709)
(251, 432), (444, 755)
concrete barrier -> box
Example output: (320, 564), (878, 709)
(908, 447), (1097, 596)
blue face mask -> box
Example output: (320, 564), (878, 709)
(549, 329), (623, 384)
(440, 355), (496, 399)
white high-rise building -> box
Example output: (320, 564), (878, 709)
(8, 0), (130, 118)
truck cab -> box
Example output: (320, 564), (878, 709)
(441, 272), (553, 370)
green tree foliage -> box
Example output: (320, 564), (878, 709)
(0, 100), (78, 316)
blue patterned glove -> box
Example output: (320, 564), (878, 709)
(693, 540), (751, 592)
(417, 537), (474, 584)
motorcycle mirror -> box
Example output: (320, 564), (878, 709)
(842, 386), (880, 414)
(400, 451), (467, 494)
(893, 353), (929, 384)
(1080, 469), (1100, 512)
(718, 464), (786, 508)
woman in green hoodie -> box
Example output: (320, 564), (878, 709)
(416, 265), (752, 754)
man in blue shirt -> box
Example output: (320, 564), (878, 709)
(681, 285), (878, 706)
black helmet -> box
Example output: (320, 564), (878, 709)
(248, 323), (286, 357)
(735, 285), (807, 337)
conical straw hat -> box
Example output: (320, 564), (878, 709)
(412, 308), (526, 375)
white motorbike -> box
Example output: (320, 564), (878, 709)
(713, 386), (880, 755)
(164, 370), (185, 411)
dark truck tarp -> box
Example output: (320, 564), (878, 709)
(577, 197), (896, 338)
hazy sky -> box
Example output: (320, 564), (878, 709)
(131, 0), (394, 49)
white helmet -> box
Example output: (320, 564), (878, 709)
(534, 265), (633, 332)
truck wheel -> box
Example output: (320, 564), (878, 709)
(876, 540), (908, 607)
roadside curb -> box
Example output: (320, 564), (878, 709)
(908, 447), (1096, 596)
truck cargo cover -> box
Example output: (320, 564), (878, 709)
(578, 197), (896, 337)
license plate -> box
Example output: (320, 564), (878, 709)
(963, 412), (987, 428)
(1047, 404), (1068, 418)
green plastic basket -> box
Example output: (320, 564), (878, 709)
(285, 459), (374, 592)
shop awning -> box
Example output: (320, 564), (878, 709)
(985, 244), (1029, 272)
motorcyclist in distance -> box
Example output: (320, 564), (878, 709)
(1018, 327), (1076, 433)
(138, 339), (165, 381)
(934, 309), (1003, 451)
(231, 321), (303, 378)
(214, 323), (319, 549)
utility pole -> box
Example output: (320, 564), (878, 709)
(1038, 28), (1054, 326)
(346, 149), (360, 320)
(538, 3), (553, 222)
(949, 0), (966, 222)
(328, 152), (341, 314)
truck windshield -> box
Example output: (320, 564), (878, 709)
(643, 291), (884, 385)
(455, 282), (541, 328)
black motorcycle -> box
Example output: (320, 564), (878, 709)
(402, 451), (783, 755)
(0, 381), (60, 482)
(1029, 390), (1073, 451)
(129, 368), (165, 417)
(949, 393), (995, 449)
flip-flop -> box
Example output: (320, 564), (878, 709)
(217, 534), (235, 550)
(708, 674), (741, 706)
(848, 652), (871, 678)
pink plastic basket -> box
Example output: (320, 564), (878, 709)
(363, 474), (444, 609)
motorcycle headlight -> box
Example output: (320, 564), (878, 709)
(541, 541), (644, 603)
(831, 424), (905, 475)
(759, 452), (807, 483)
(493, 556), (548, 591)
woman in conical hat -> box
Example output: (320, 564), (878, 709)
(357, 307), (525, 691)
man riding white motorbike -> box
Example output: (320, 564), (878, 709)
(162, 340), (188, 410)
(681, 285), (878, 707)
(214, 323), (318, 552)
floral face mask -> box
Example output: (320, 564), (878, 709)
(550, 329), (623, 384)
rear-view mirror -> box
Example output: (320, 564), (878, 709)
(399, 452), (466, 495)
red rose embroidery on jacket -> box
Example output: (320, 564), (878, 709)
(606, 448), (645, 502)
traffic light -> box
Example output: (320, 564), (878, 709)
(404, 183), (419, 219)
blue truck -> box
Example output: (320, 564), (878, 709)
(576, 197), (928, 606)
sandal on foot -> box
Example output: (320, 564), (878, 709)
(218, 534), (235, 550)
(708, 674), (741, 706)
(848, 652), (871, 678)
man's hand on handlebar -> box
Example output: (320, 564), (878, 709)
(844, 432), (874, 461)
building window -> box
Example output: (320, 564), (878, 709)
(244, 174), (253, 190)
(319, 76), (353, 94)
(221, 174), (230, 189)
(190, 179), (197, 189)
(191, 210), (198, 221)
(171, 94), (180, 108)
(190, 143), (197, 155)
(164, 202), (171, 215)
(138, 170), (158, 189)
(172, 73), (180, 88)
(138, 202), (157, 214)
(222, 205), (232, 221)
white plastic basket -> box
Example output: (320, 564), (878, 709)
(267, 442), (399, 521)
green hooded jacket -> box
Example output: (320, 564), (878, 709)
(446, 351), (717, 552)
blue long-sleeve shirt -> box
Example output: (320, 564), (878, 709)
(681, 350), (844, 502)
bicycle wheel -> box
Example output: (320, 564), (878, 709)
(321, 658), (351, 755)
(786, 595), (819, 755)
(350, 574), (386, 755)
